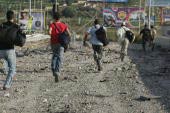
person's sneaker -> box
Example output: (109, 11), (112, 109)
(151, 44), (155, 51)
(98, 66), (103, 72)
(54, 76), (59, 83)
(121, 55), (125, 62)
(52, 72), (60, 82)
(3, 86), (9, 90)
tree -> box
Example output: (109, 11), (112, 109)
(62, 6), (76, 18)
(65, 0), (74, 6)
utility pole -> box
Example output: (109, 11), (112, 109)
(52, 0), (59, 15)
(34, 0), (36, 10)
(56, 0), (58, 12)
(148, 0), (151, 29)
(139, 0), (142, 32)
(56, 0), (59, 12)
(41, 0), (43, 32)
(29, 0), (32, 16)
(152, 0), (155, 25)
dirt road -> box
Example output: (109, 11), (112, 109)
(0, 41), (170, 113)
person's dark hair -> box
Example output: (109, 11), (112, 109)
(94, 19), (99, 25)
(151, 25), (154, 28)
(53, 12), (60, 20)
(6, 10), (14, 21)
(121, 22), (126, 27)
(144, 24), (148, 28)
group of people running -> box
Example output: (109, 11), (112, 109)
(0, 11), (156, 90)
(117, 22), (156, 61)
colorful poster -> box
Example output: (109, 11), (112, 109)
(103, 7), (145, 28)
(163, 8), (170, 25)
(19, 12), (45, 31)
(31, 12), (45, 30)
(87, 0), (128, 3)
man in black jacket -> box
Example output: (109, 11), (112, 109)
(140, 24), (152, 52)
(0, 10), (18, 90)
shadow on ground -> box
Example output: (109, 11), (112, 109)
(128, 44), (170, 112)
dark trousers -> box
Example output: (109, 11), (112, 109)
(149, 36), (155, 51)
(92, 45), (103, 71)
(142, 38), (147, 51)
(142, 37), (154, 51)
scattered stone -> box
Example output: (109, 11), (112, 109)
(119, 92), (127, 95)
(78, 67), (81, 70)
(129, 104), (133, 107)
(23, 86), (27, 88)
(116, 67), (122, 71)
(4, 93), (10, 97)
(45, 89), (50, 92)
(99, 79), (107, 82)
(99, 77), (110, 82)
(136, 81), (143, 84)
(122, 66), (129, 71)
(132, 64), (136, 67)
(63, 76), (69, 80)
(135, 72), (138, 75)
(34, 69), (39, 73)
(74, 76), (78, 79)
(15, 88), (21, 93)
(43, 98), (48, 103)
(2, 110), (6, 113)
(40, 66), (48, 71)
(103, 60), (112, 64)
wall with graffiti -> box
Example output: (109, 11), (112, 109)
(103, 7), (145, 28)
(87, 0), (128, 2)
(162, 8), (170, 25)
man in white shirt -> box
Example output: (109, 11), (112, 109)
(84, 19), (106, 71)
(117, 22), (133, 61)
(150, 25), (157, 51)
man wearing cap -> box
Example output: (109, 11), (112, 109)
(117, 22), (133, 61)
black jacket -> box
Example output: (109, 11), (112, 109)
(140, 28), (151, 40)
(0, 21), (19, 50)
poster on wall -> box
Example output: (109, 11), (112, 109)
(19, 12), (45, 31)
(87, 0), (128, 3)
(103, 7), (145, 28)
(163, 8), (170, 25)
(31, 12), (45, 30)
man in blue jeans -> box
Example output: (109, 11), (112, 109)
(49, 12), (71, 82)
(0, 10), (18, 90)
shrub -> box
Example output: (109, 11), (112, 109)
(65, 0), (74, 6)
(62, 7), (76, 18)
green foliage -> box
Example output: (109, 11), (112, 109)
(62, 7), (76, 18)
(65, 0), (74, 6)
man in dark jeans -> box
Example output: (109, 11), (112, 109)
(49, 12), (71, 82)
(0, 10), (19, 90)
(84, 19), (106, 72)
(140, 24), (152, 52)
